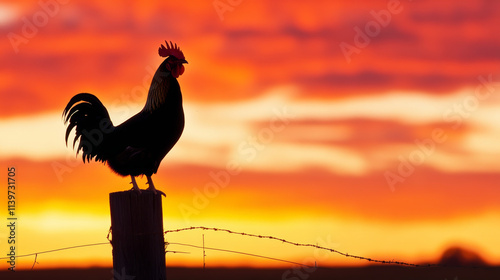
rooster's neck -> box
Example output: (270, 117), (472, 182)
(143, 68), (181, 113)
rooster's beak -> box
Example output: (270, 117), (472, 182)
(180, 59), (188, 64)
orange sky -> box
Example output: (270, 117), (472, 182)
(1, 0), (500, 270)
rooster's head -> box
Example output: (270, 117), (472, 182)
(159, 41), (188, 78)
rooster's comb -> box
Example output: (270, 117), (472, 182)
(158, 41), (185, 60)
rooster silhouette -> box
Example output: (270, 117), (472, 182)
(63, 41), (187, 196)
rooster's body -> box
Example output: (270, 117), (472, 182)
(63, 41), (187, 195)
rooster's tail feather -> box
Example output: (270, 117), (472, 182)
(63, 93), (114, 163)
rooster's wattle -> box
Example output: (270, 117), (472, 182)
(63, 41), (187, 195)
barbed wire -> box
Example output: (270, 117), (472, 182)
(2, 225), (485, 270)
(165, 226), (437, 267)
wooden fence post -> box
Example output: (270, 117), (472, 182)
(110, 190), (166, 280)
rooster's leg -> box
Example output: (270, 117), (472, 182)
(130, 176), (141, 193)
(146, 175), (166, 197)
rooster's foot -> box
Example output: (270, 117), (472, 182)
(146, 175), (166, 197)
(129, 176), (141, 194)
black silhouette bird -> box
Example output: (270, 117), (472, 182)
(63, 41), (187, 195)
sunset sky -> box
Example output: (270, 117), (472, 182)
(1, 0), (500, 270)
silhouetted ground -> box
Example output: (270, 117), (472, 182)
(2, 266), (500, 280)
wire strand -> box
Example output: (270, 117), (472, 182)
(168, 242), (313, 268)
(0, 242), (110, 260)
